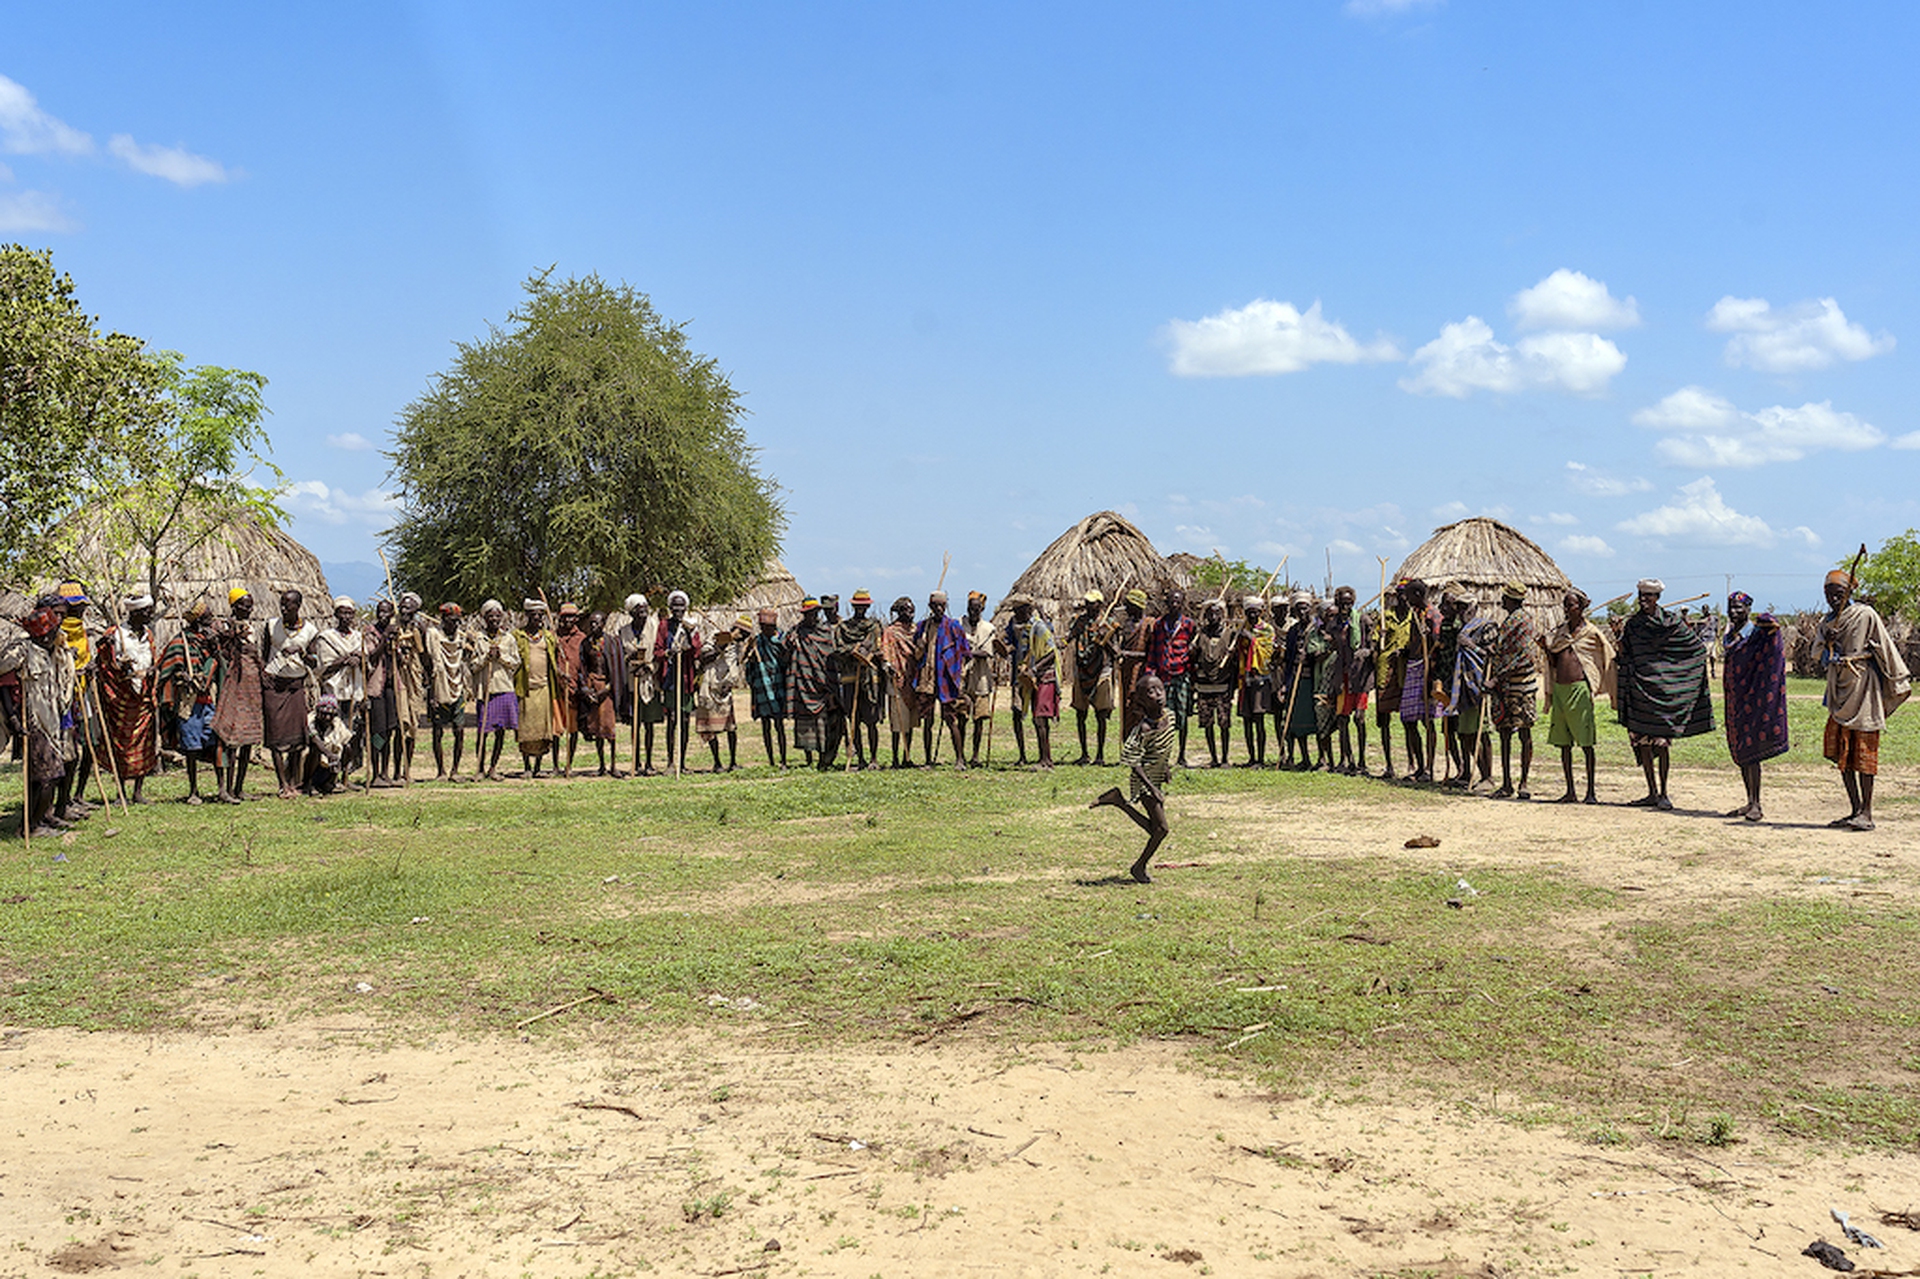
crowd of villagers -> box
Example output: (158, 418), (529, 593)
(1, 566), (1909, 882)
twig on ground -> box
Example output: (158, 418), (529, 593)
(515, 986), (617, 1030)
(566, 1100), (649, 1121)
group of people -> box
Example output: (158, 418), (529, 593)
(1, 567), (1909, 848)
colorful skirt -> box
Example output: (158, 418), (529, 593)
(480, 691), (519, 733)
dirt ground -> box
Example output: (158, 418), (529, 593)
(5, 760), (1916, 1278)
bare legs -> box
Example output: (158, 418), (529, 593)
(1556, 744), (1596, 804)
(1631, 742), (1670, 810)
(1090, 786), (1169, 883)
(1494, 727), (1532, 799)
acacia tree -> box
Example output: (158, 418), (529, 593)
(78, 357), (281, 605)
(0, 244), (169, 581)
(1853, 530), (1920, 621)
(384, 271), (784, 608)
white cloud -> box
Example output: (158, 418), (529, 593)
(1706, 296), (1894, 372)
(1892, 431), (1920, 451)
(0, 161), (11, 181)
(1400, 316), (1625, 397)
(107, 134), (229, 187)
(1509, 269), (1640, 333)
(0, 75), (92, 155)
(1631, 385), (1739, 431)
(1172, 524), (1219, 550)
(1788, 526), (1821, 547)
(282, 480), (399, 528)
(1329, 538), (1363, 555)
(0, 189), (77, 233)
(1559, 534), (1615, 558)
(325, 432), (375, 452)
(1635, 388), (1885, 467)
(1346, 0), (1442, 13)
(1538, 512), (1579, 526)
(1432, 501), (1470, 520)
(1615, 477), (1779, 549)
(1565, 461), (1652, 497)
(1165, 299), (1399, 377)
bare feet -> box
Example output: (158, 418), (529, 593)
(1129, 856), (1153, 884)
(1089, 787), (1125, 809)
(1553, 791), (1579, 804)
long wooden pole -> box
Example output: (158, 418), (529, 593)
(672, 643), (683, 778)
(90, 681), (129, 812)
(74, 672), (116, 813)
(19, 678), (30, 847)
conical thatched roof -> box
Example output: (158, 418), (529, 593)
(999, 510), (1185, 628)
(698, 556), (804, 633)
(1163, 552), (1204, 592)
(43, 497), (331, 621)
(1393, 517), (1571, 631)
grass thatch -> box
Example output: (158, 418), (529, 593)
(42, 497), (331, 621)
(1163, 551), (1204, 592)
(1394, 516), (1572, 632)
(998, 510), (1184, 629)
(698, 555), (804, 632)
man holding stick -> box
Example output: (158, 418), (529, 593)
(1066, 591), (1118, 765)
(963, 591), (997, 767)
(1, 607), (76, 838)
(1487, 582), (1540, 800)
(913, 590), (971, 768)
(1817, 566), (1910, 831)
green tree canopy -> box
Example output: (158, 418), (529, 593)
(76, 357), (281, 603)
(1851, 529), (1920, 621)
(0, 244), (169, 581)
(384, 271), (784, 608)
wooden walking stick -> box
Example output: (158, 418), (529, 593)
(73, 672), (116, 814)
(672, 642), (684, 778)
(90, 680), (129, 812)
(17, 659), (32, 847)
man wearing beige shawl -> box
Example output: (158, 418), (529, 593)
(1818, 568), (1911, 831)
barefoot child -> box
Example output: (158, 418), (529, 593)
(1090, 672), (1175, 883)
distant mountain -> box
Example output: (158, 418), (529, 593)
(320, 561), (387, 605)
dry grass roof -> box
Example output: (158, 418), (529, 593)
(1394, 516), (1573, 627)
(43, 498), (331, 620)
(699, 556), (804, 632)
(999, 510), (1184, 625)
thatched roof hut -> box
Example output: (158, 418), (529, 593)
(1163, 552), (1204, 593)
(998, 510), (1185, 628)
(698, 556), (804, 633)
(42, 498), (331, 621)
(1393, 517), (1572, 633)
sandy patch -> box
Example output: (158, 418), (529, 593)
(4, 1020), (1916, 1278)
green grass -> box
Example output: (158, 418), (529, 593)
(3, 704), (1918, 1149)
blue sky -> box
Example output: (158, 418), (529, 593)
(7, 1), (1917, 611)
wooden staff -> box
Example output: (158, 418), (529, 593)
(90, 680), (129, 811)
(17, 657), (31, 846)
(73, 667), (117, 813)
(672, 641), (684, 778)
(1277, 624), (1310, 755)
(377, 551), (409, 788)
